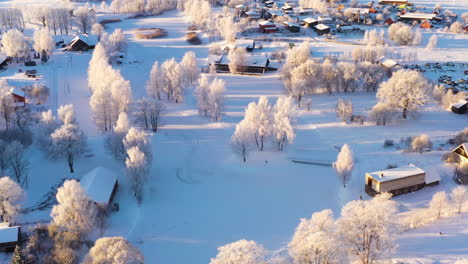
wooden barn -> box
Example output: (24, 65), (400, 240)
(453, 144), (468, 164)
(384, 17), (395, 25)
(259, 20), (278, 33)
(67, 34), (98, 51)
(451, 100), (468, 114)
(10, 89), (26, 106)
(302, 17), (318, 28)
(80, 167), (119, 210)
(365, 164), (432, 197)
(0, 223), (20, 252)
(284, 21), (300, 32)
(399, 12), (437, 22)
(314, 24), (331, 35)
(209, 53), (277, 74)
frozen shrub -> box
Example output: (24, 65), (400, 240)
(368, 103), (395, 126)
(462, 13), (468, 23)
(453, 128), (468, 145)
(411, 134), (433, 153)
(336, 99), (353, 122)
(432, 84), (445, 102)
(450, 22), (463, 33)
(441, 90), (465, 109)
(383, 139), (394, 147)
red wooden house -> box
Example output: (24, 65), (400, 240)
(384, 17), (394, 25)
(259, 21), (278, 33)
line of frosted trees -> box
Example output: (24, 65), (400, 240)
(0, 174), (144, 263)
(230, 96), (296, 161)
(209, 185), (468, 264)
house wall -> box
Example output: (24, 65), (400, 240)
(376, 173), (426, 192)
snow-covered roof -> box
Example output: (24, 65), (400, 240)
(367, 164), (425, 183)
(284, 21), (300, 27)
(0, 223), (10, 229)
(346, 8), (370, 15)
(315, 24), (330, 30)
(11, 88), (25, 97)
(425, 171), (441, 184)
(218, 53), (269, 67)
(259, 20), (276, 27)
(337, 25), (354, 30)
(400, 12), (437, 20)
(0, 225), (19, 244)
(379, 57), (398, 68)
(318, 16), (333, 22)
(235, 4), (245, 9)
(80, 167), (118, 206)
(303, 17), (317, 24)
(451, 99), (468, 108)
(0, 52), (7, 63)
(378, 0), (408, 3)
(236, 39), (255, 49)
(267, 10), (283, 16)
(70, 34), (99, 46)
(246, 10), (260, 16)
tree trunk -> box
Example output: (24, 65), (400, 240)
(402, 107), (407, 119)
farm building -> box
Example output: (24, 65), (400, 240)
(259, 20), (278, 33)
(302, 17), (318, 27)
(420, 19), (433, 28)
(318, 16), (334, 24)
(10, 89), (26, 106)
(282, 5), (293, 13)
(298, 8), (313, 16)
(0, 223), (20, 252)
(399, 12), (438, 22)
(209, 53), (277, 74)
(245, 10), (261, 20)
(314, 24), (331, 35)
(378, 57), (399, 69)
(67, 34), (98, 51)
(384, 17), (395, 25)
(0, 52), (9, 70)
(236, 39), (256, 52)
(267, 10), (282, 19)
(453, 144), (468, 163)
(80, 167), (119, 209)
(378, 0), (410, 5)
(451, 100), (467, 114)
(336, 24), (354, 33)
(365, 164), (434, 196)
(284, 21), (300, 32)
(345, 8), (370, 15)
(264, 0), (274, 7)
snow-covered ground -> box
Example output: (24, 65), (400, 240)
(0, 0), (467, 263)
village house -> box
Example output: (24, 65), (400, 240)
(451, 99), (468, 114)
(236, 39), (256, 52)
(336, 24), (355, 33)
(302, 17), (318, 28)
(245, 10), (261, 20)
(399, 12), (438, 22)
(0, 223), (20, 252)
(259, 20), (278, 33)
(67, 34), (98, 51)
(453, 144), (468, 164)
(314, 24), (331, 35)
(365, 164), (437, 196)
(378, 0), (411, 5)
(80, 167), (119, 210)
(209, 53), (277, 74)
(284, 21), (301, 32)
(318, 16), (334, 24)
(420, 19), (433, 28)
(0, 52), (9, 71)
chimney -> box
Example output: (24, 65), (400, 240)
(380, 173), (384, 178)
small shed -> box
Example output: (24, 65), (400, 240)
(259, 20), (278, 33)
(384, 17), (394, 25)
(303, 17), (318, 27)
(453, 144), (468, 163)
(284, 21), (300, 32)
(246, 10), (261, 20)
(420, 19), (432, 28)
(10, 89), (26, 105)
(451, 100), (468, 114)
(318, 16), (333, 24)
(67, 34), (98, 51)
(336, 24), (354, 33)
(365, 164), (426, 196)
(0, 223), (20, 252)
(314, 24), (331, 35)
(236, 39), (256, 52)
(0, 52), (9, 70)
(80, 167), (119, 209)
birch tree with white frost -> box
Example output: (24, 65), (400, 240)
(147, 61), (162, 100)
(123, 127), (152, 162)
(289, 209), (341, 264)
(106, 112), (129, 161)
(1, 29), (30, 62)
(181, 51), (199, 85)
(125, 146), (149, 203)
(231, 120), (254, 162)
(0, 176), (25, 223)
(209, 239), (266, 264)
(73, 6), (95, 34)
(83, 236), (144, 264)
(336, 99), (353, 122)
(195, 75), (210, 117)
(335, 144), (354, 188)
(244, 96), (273, 151)
(50, 180), (97, 238)
(451, 186), (467, 214)
(208, 78), (226, 121)
(429, 191), (449, 219)
(228, 48), (247, 74)
(273, 96), (295, 151)
(0, 80), (15, 131)
(161, 58), (184, 103)
(377, 70), (430, 119)
(135, 98), (165, 132)
(33, 28), (54, 62)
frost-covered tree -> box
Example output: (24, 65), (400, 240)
(11, 245), (27, 264)
(208, 78), (226, 121)
(359, 62), (385, 92)
(244, 97), (273, 151)
(217, 15), (238, 43)
(180, 51), (199, 85)
(289, 209), (340, 264)
(377, 70), (430, 119)
(0, 80), (15, 131)
(83, 236), (144, 264)
(368, 103), (395, 126)
(36, 110), (58, 152)
(0, 176), (24, 223)
(147, 61), (162, 100)
(273, 96), (295, 151)
(336, 99), (353, 122)
(388, 22), (417, 46)
(108, 28), (127, 58)
(0, 8), (24, 33)
(135, 98), (165, 132)
(209, 240), (266, 264)
(363, 29), (385, 46)
(161, 58), (184, 103)
(337, 193), (399, 264)
(305, 98), (312, 111)
(57, 104), (76, 125)
(183, 0), (212, 28)
(450, 22), (463, 33)
(50, 111), (87, 173)
(1, 29), (30, 62)
(125, 146), (149, 203)
(106, 112), (129, 161)
(51, 180), (97, 238)
(429, 191), (448, 219)
(411, 134), (432, 153)
(33, 28), (54, 62)
(426, 35), (438, 50)
(285, 41), (311, 68)
(334, 144), (354, 188)
(73, 6), (95, 34)
(5, 141), (29, 186)
(228, 48), (247, 74)
(451, 186), (467, 214)
(231, 120), (254, 162)
(91, 23), (104, 37)
(195, 75), (210, 116)
(123, 127), (152, 162)
(0, 140), (10, 176)
(432, 84), (445, 103)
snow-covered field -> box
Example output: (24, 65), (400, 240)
(0, 0), (467, 263)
